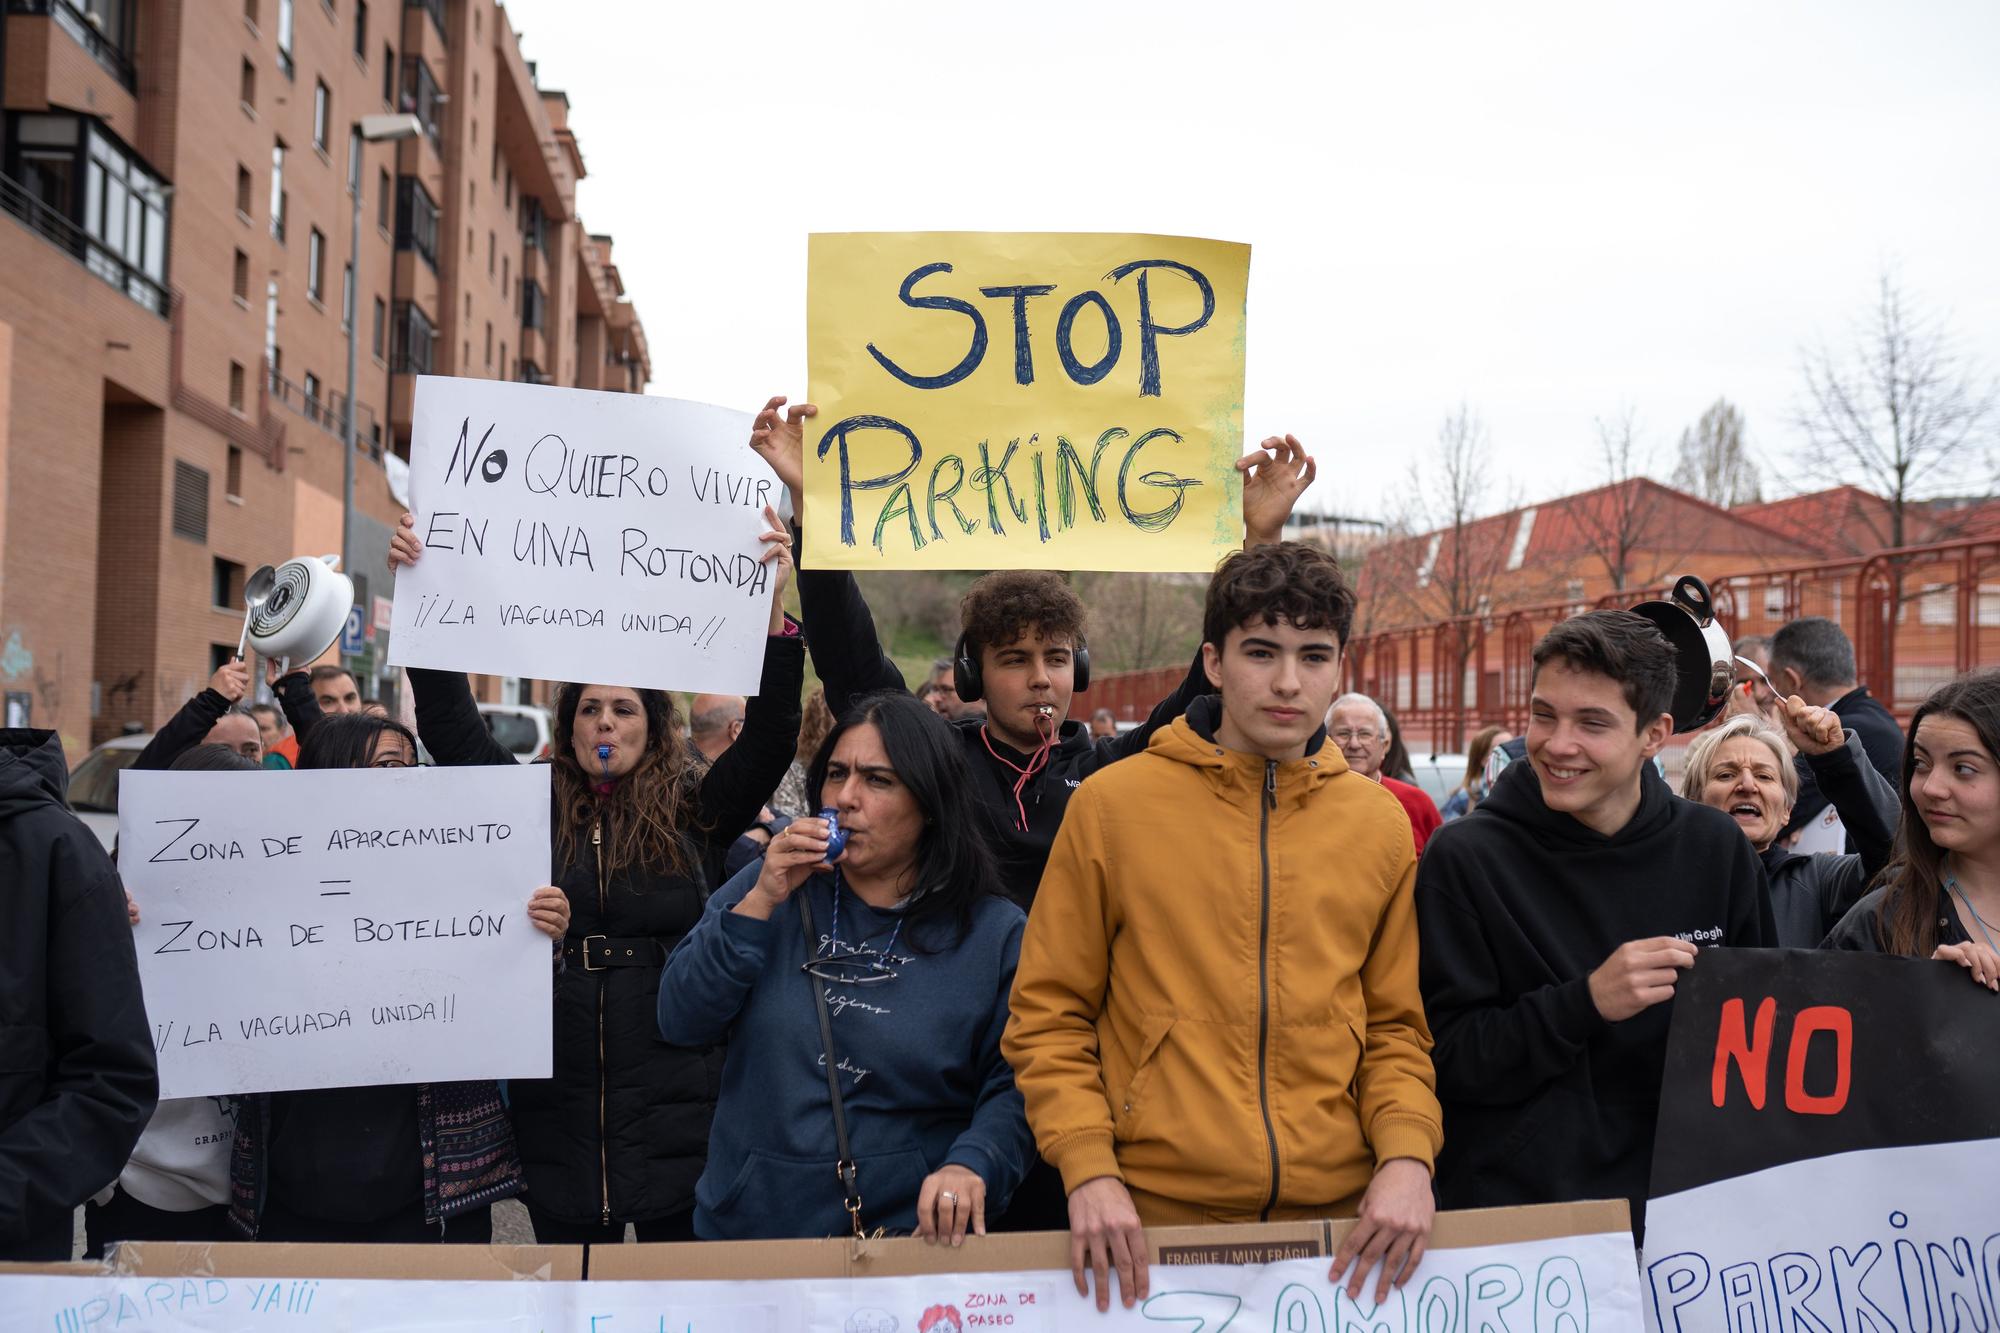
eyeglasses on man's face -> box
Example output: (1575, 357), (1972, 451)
(1330, 729), (1379, 745)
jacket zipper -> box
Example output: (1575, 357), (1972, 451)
(1257, 760), (1281, 1220)
(594, 816), (611, 1227)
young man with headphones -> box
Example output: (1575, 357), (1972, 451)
(750, 396), (1316, 907)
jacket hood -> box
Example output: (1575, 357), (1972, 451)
(1476, 744), (1678, 847)
(1145, 696), (1345, 801)
(954, 714), (1097, 765)
(0, 728), (70, 819)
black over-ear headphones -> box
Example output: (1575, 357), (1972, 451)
(951, 633), (1090, 704)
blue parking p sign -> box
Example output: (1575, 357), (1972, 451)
(340, 606), (366, 656)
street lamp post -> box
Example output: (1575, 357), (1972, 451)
(341, 113), (423, 667)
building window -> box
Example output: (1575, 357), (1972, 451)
(213, 558), (246, 610)
(233, 248), (249, 300)
(520, 195), (546, 254)
(484, 321), (492, 365)
(302, 371), (322, 424)
(313, 81), (330, 152)
(393, 175), (439, 268)
(172, 461), (210, 542)
(1920, 583), (1955, 627)
(501, 254), (508, 289)
(306, 227), (325, 302)
(347, 126), (362, 193)
(372, 297), (386, 359)
(240, 58), (257, 111)
(399, 56), (443, 147)
(382, 43), (395, 103)
(277, 0), (296, 78)
(228, 361), (247, 411)
(235, 164), (253, 218)
(409, 0), (447, 43)
(1763, 580), (1786, 620)
(1566, 579), (1586, 605)
(5, 114), (172, 314)
(391, 301), (436, 374)
(354, 0), (368, 58)
(29, 0), (136, 89)
(487, 230), (494, 274)
(499, 341), (506, 378)
(376, 167), (390, 228)
(245, 0), (259, 25)
(521, 279), (545, 332)
(341, 262), (353, 332)
(269, 140), (286, 240)
(227, 445), (245, 499)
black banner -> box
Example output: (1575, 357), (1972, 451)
(1651, 948), (2000, 1199)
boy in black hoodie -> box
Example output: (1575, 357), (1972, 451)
(1415, 612), (1773, 1233)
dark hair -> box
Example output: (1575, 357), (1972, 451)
(168, 744), (262, 773)
(1769, 617), (1857, 691)
(1532, 611), (1677, 728)
(308, 664), (356, 687)
(1875, 670), (1997, 956)
(550, 683), (701, 876)
(1462, 725), (1505, 794)
(1731, 634), (1772, 658)
(1380, 701), (1414, 782)
(804, 691), (1003, 953)
(297, 713), (419, 769)
(247, 702), (283, 726)
(1203, 541), (1357, 650)
(960, 571), (1085, 653)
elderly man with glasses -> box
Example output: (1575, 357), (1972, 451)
(1328, 694), (1442, 853)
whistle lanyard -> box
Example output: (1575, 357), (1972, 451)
(980, 717), (1058, 833)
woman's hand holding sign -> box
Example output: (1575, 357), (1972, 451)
(750, 394), (814, 519)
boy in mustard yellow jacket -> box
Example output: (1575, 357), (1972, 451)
(1004, 541), (1441, 1314)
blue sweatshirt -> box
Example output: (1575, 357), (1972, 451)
(658, 863), (1033, 1240)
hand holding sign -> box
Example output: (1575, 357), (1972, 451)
(1589, 936), (1698, 1022)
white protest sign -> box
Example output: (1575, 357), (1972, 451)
(119, 766), (553, 1099)
(387, 376), (781, 693)
(1642, 1138), (2000, 1333)
(2, 1231), (1643, 1332)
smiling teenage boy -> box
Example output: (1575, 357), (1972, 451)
(1415, 611), (1773, 1234)
(1004, 542), (1440, 1313)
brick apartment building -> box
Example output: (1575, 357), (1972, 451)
(0, 0), (650, 760)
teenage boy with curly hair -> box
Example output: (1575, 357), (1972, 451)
(1006, 542), (1441, 1313)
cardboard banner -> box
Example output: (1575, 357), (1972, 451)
(806, 231), (1250, 572)
(1643, 949), (2000, 1333)
(119, 767), (554, 1098)
(3, 1228), (1642, 1331)
(387, 377), (781, 693)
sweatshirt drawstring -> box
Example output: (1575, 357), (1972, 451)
(981, 713), (1058, 832)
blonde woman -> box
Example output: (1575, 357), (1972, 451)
(1679, 701), (1897, 946)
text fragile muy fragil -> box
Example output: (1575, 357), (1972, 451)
(388, 382), (777, 694)
(120, 766), (554, 1099)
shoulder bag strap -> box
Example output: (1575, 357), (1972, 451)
(796, 887), (864, 1238)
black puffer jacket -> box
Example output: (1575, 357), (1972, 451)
(1757, 730), (1900, 946)
(0, 729), (158, 1259)
(410, 640), (802, 1225)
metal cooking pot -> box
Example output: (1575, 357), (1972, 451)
(1629, 574), (1734, 733)
(245, 554), (353, 669)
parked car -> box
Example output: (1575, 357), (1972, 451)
(1404, 752), (1469, 809)
(478, 702), (553, 762)
(67, 732), (152, 851)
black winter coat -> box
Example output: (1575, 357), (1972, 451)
(409, 639), (803, 1225)
(134, 671), (322, 772)
(0, 729), (159, 1259)
(1758, 730), (1900, 946)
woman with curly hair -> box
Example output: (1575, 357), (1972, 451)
(388, 507), (804, 1243)
(771, 686), (834, 816)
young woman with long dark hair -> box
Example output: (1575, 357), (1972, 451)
(227, 714), (569, 1241)
(388, 508), (804, 1243)
(659, 691), (1032, 1242)
(1826, 669), (2000, 990)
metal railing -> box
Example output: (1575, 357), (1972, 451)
(7, 0), (137, 90)
(0, 170), (167, 315)
(266, 370), (377, 450)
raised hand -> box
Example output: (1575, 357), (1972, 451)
(749, 395), (815, 515)
(209, 659), (252, 703)
(1777, 695), (1845, 756)
(387, 512), (423, 572)
(1239, 434), (1317, 547)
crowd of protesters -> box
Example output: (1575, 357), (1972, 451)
(4, 400), (1996, 1315)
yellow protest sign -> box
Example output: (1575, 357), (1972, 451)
(805, 232), (1250, 571)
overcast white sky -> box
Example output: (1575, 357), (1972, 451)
(502, 0), (1999, 522)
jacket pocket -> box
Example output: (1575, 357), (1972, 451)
(1112, 1013), (1176, 1143)
(698, 1147), (930, 1236)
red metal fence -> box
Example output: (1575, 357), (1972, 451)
(1083, 535), (2000, 754)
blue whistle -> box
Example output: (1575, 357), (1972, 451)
(818, 807), (848, 862)
(596, 744), (612, 777)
